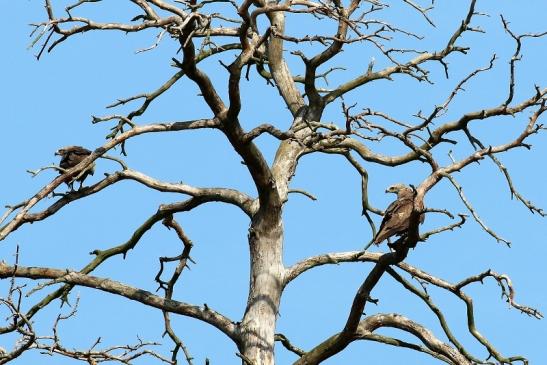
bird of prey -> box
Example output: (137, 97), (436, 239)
(55, 146), (95, 190)
(373, 183), (424, 246)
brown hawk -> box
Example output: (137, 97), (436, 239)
(373, 183), (424, 246)
(55, 146), (95, 190)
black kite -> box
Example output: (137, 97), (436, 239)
(373, 183), (424, 245)
(55, 145), (95, 190)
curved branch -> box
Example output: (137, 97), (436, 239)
(323, 0), (476, 105)
(120, 169), (255, 215)
(0, 298), (36, 364)
(361, 333), (452, 364)
(342, 249), (409, 334)
(396, 265), (541, 363)
(242, 124), (296, 143)
(293, 313), (470, 365)
(443, 175), (510, 245)
(1, 171), (254, 262)
(0, 118), (222, 241)
(357, 314), (470, 364)
(284, 250), (381, 286)
(291, 244), (414, 365)
(386, 267), (481, 364)
(420, 214), (467, 242)
(159, 215), (196, 365)
(315, 85), (546, 170)
(275, 333), (305, 357)
(2, 197), (212, 338)
(260, 1), (305, 115)
(285, 250), (541, 320)
(105, 43), (242, 124)
(0, 263), (240, 345)
(454, 270), (543, 319)
(463, 132), (545, 217)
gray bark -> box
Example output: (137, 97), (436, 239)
(240, 206), (285, 365)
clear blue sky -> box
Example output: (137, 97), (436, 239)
(1, 1), (546, 364)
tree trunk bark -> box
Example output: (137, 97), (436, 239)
(240, 206), (284, 365)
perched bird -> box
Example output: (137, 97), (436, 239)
(55, 146), (95, 190)
(373, 183), (424, 246)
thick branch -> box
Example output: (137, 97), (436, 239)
(0, 119), (224, 241)
(0, 263), (240, 345)
(357, 314), (470, 364)
(262, 3), (305, 115)
(293, 313), (470, 365)
(362, 333), (452, 364)
(3, 197), (216, 338)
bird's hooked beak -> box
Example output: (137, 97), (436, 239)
(54, 151), (61, 156)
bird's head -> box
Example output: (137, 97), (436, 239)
(385, 183), (409, 195)
(54, 146), (77, 156)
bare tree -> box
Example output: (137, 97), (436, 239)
(1, 1), (545, 364)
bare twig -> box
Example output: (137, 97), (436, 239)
(288, 189), (317, 201)
(443, 173), (511, 246)
(275, 333), (305, 356)
(420, 214), (467, 241)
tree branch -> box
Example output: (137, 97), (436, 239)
(0, 263), (240, 345)
(0, 118), (230, 241)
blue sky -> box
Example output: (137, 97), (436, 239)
(1, 1), (546, 364)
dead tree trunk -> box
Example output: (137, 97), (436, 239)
(1, 2), (545, 364)
(240, 206), (285, 365)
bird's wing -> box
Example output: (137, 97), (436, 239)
(60, 147), (92, 169)
(373, 197), (413, 244)
(69, 146), (92, 155)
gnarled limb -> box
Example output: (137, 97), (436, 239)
(0, 263), (240, 344)
(4, 2), (545, 364)
(357, 314), (470, 365)
(0, 118), (232, 241)
(293, 313), (470, 365)
(158, 215), (196, 365)
(285, 249), (539, 364)
(323, 0), (479, 104)
(0, 195), (232, 348)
